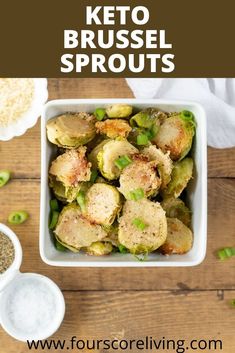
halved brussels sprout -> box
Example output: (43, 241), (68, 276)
(130, 108), (167, 129)
(154, 111), (195, 160)
(95, 119), (131, 139)
(142, 145), (173, 189)
(85, 183), (121, 226)
(118, 154), (161, 199)
(88, 139), (110, 169)
(161, 197), (191, 226)
(49, 147), (91, 187)
(85, 241), (113, 256)
(118, 199), (167, 254)
(49, 177), (81, 203)
(46, 112), (96, 148)
(106, 104), (132, 118)
(159, 218), (193, 255)
(162, 158), (193, 198)
(97, 139), (138, 180)
(54, 204), (107, 251)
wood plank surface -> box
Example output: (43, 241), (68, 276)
(0, 178), (234, 291)
(0, 290), (235, 353)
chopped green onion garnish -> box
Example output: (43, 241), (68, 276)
(94, 108), (106, 121)
(132, 218), (148, 231)
(50, 199), (59, 211)
(114, 155), (132, 170)
(90, 169), (98, 183)
(129, 188), (145, 201)
(49, 211), (59, 229)
(55, 240), (66, 252)
(181, 110), (194, 120)
(230, 299), (235, 308)
(8, 210), (29, 225)
(217, 247), (235, 260)
(118, 244), (128, 254)
(0, 170), (11, 188)
(137, 133), (149, 145)
(77, 191), (86, 212)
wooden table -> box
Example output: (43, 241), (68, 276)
(0, 79), (235, 353)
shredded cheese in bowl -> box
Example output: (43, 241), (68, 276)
(0, 78), (34, 127)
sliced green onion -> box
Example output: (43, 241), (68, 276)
(181, 110), (194, 120)
(49, 211), (59, 229)
(50, 199), (59, 211)
(94, 108), (106, 121)
(118, 244), (128, 254)
(129, 188), (145, 201)
(217, 247), (235, 260)
(0, 170), (11, 188)
(90, 169), (98, 183)
(55, 240), (66, 252)
(137, 133), (149, 145)
(114, 155), (132, 170)
(8, 210), (29, 225)
(132, 218), (148, 231)
(77, 191), (86, 212)
(230, 299), (235, 308)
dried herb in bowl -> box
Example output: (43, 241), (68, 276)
(0, 231), (15, 274)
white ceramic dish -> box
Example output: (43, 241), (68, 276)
(40, 99), (207, 267)
(0, 223), (65, 341)
(0, 78), (48, 141)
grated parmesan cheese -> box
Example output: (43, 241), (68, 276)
(0, 78), (34, 127)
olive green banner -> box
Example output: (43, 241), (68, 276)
(0, 0), (234, 77)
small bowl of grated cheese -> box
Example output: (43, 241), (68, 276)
(0, 78), (48, 141)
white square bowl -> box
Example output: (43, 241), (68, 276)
(40, 99), (207, 267)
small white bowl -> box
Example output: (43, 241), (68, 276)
(40, 99), (207, 267)
(0, 224), (65, 341)
(0, 78), (48, 141)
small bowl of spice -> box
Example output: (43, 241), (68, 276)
(0, 223), (65, 341)
(0, 78), (48, 141)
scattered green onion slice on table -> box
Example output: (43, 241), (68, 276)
(129, 188), (145, 201)
(8, 211), (29, 225)
(50, 199), (59, 211)
(132, 218), (148, 231)
(230, 299), (235, 308)
(114, 155), (132, 170)
(77, 191), (86, 212)
(118, 244), (128, 254)
(137, 133), (149, 145)
(0, 170), (11, 188)
(49, 211), (59, 229)
(94, 108), (106, 121)
(90, 169), (98, 183)
(217, 247), (235, 260)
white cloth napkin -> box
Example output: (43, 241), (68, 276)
(126, 78), (235, 148)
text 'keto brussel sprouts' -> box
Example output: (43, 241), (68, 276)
(154, 111), (195, 161)
(46, 112), (96, 148)
(162, 158), (193, 199)
(159, 218), (193, 255)
(118, 199), (167, 254)
(54, 204), (107, 251)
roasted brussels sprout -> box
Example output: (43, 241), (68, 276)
(161, 197), (191, 226)
(88, 139), (109, 169)
(130, 108), (166, 129)
(106, 104), (132, 118)
(49, 177), (81, 203)
(85, 183), (121, 226)
(103, 223), (119, 247)
(85, 241), (113, 256)
(54, 204), (107, 251)
(49, 147), (91, 187)
(118, 199), (167, 254)
(154, 111), (195, 160)
(95, 119), (131, 138)
(162, 158), (193, 198)
(46, 113), (96, 148)
(118, 154), (161, 199)
(142, 145), (173, 190)
(97, 139), (138, 180)
(159, 218), (193, 255)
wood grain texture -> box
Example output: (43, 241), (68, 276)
(0, 290), (234, 353)
(0, 178), (235, 291)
